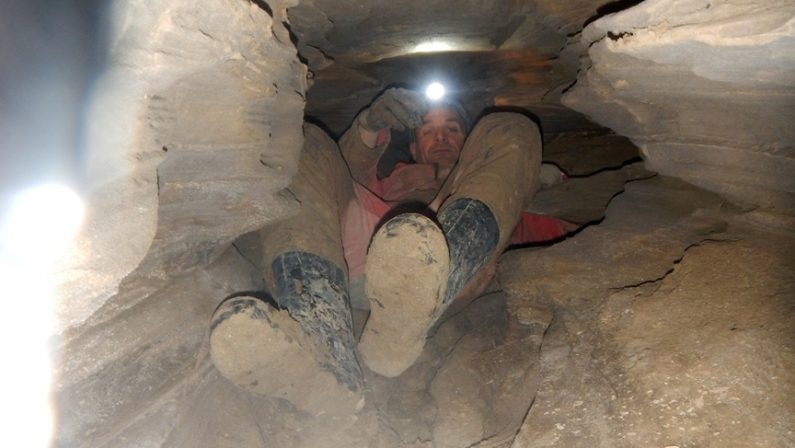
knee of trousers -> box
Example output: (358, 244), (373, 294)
(302, 123), (339, 156)
(261, 125), (351, 285)
(469, 112), (541, 161)
(298, 123), (353, 194)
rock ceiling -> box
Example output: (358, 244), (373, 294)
(288, 0), (624, 135)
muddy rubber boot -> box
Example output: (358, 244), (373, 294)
(210, 252), (364, 416)
(437, 198), (499, 303)
(358, 213), (450, 377)
(210, 297), (363, 416)
(270, 251), (363, 393)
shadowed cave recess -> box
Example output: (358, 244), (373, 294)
(1, 0), (793, 447)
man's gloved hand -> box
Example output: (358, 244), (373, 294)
(360, 88), (428, 132)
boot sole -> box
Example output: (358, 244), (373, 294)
(209, 296), (363, 416)
(359, 213), (449, 377)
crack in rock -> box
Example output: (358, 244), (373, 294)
(610, 237), (740, 291)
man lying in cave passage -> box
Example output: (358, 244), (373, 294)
(208, 88), (570, 415)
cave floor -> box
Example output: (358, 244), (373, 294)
(57, 133), (795, 447)
(501, 178), (795, 448)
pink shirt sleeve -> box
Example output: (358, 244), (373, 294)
(509, 212), (570, 245)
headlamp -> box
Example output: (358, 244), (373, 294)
(425, 82), (446, 101)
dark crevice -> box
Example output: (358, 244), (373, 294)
(249, 0), (273, 18)
(304, 115), (339, 139)
(282, 20), (300, 47)
(211, 291), (279, 320)
(559, 78), (578, 96)
(583, 0), (645, 27)
(155, 170), (162, 197)
(607, 31), (634, 41)
(567, 156), (645, 178)
(613, 266), (675, 291)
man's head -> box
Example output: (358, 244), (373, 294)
(410, 106), (468, 171)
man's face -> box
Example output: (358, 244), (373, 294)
(411, 107), (466, 169)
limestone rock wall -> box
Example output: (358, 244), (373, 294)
(562, 0), (795, 214)
(56, 0), (305, 332)
(55, 0), (306, 444)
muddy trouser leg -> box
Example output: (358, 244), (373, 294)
(434, 112), (541, 303)
(260, 124), (361, 392)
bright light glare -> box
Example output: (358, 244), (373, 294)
(3, 184), (85, 259)
(425, 82), (446, 101)
(413, 41), (453, 53)
(0, 184), (85, 447)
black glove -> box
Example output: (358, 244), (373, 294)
(360, 88), (428, 132)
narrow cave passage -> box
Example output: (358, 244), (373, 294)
(1, 0), (793, 447)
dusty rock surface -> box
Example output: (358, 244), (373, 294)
(504, 176), (795, 447)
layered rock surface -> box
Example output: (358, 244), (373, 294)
(56, 0), (306, 331)
(562, 0), (795, 214)
(54, 0), (307, 444)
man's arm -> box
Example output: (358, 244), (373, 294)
(339, 88), (428, 187)
(339, 116), (389, 187)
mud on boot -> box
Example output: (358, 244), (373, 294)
(438, 198), (499, 303)
(359, 213), (450, 377)
(210, 251), (364, 416)
(271, 252), (363, 392)
(359, 200), (499, 377)
(209, 296), (364, 416)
